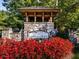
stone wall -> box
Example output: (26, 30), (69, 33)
(2, 28), (10, 38)
(2, 22), (54, 40)
(24, 22), (54, 39)
(2, 28), (22, 41)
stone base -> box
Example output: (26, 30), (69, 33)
(24, 22), (54, 39)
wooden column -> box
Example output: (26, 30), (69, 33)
(50, 12), (53, 22)
(42, 12), (44, 22)
(34, 12), (36, 22)
(26, 16), (28, 22)
(25, 13), (28, 22)
(50, 17), (52, 22)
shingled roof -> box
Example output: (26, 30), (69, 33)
(19, 6), (58, 10)
(18, 6), (60, 13)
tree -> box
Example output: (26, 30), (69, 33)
(0, 11), (8, 29)
(2, 0), (79, 31)
(3, 0), (24, 29)
(55, 0), (79, 31)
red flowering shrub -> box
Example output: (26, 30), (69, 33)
(0, 37), (73, 59)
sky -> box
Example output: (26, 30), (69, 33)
(0, 0), (42, 11)
(0, 0), (6, 11)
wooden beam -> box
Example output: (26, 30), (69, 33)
(20, 9), (59, 13)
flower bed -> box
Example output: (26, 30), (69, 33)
(0, 37), (73, 59)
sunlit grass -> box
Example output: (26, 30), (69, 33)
(73, 53), (79, 59)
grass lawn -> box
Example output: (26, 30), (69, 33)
(73, 46), (79, 59)
(73, 53), (79, 59)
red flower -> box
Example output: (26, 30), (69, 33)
(0, 37), (73, 59)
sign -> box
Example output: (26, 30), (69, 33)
(28, 31), (49, 39)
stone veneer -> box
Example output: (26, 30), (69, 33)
(24, 22), (54, 39)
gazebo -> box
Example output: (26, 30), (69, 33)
(19, 6), (59, 39)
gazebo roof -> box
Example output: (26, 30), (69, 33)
(18, 6), (60, 13)
(19, 6), (57, 9)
